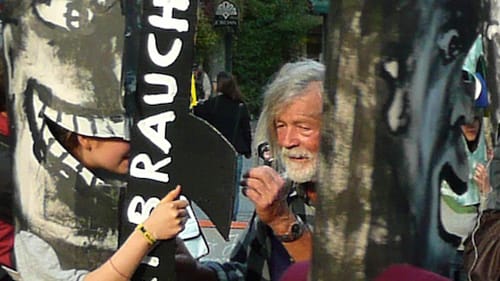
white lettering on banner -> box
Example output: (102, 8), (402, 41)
(149, 0), (189, 31)
(129, 0), (189, 186)
(143, 73), (178, 105)
(147, 35), (182, 67)
(127, 0), (191, 277)
(130, 153), (172, 182)
(141, 256), (160, 267)
(127, 196), (161, 224)
(137, 111), (176, 154)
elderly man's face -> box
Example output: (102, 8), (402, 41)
(275, 81), (322, 182)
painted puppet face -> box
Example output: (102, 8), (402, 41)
(34, 0), (116, 32)
(4, 0), (127, 269)
(379, 1), (483, 274)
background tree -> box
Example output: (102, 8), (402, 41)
(233, 0), (320, 117)
(195, 0), (320, 117)
(194, 4), (220, 67)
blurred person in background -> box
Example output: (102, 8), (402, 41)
(194, 71), (252, 220)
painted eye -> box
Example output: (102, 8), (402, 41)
(437, 30), (462, 63)
(34, 1), (112, 34)
(64, 2), (92, 31)
(35, 3), (89, 32)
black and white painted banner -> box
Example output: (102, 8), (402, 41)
(122, 1), (237, 280)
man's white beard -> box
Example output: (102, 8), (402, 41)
(280, 147), (318, 183)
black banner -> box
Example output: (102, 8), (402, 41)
(121, 1), (237, 280)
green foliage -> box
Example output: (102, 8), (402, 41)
(193, 0), (321, 117)
(195, 8), (220, 65)
(232, 0), (321, 117)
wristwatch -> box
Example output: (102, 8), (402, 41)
(275, 215), (306, 243)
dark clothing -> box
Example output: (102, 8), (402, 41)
(0, 134), (12, 224)
(269, 236), (292, 281)
(194, 95), (252, 157)
(463, 209), (500, 281)
(0, 114), (14, 281)
(487, 143), (500, 209)
(0, 114), (13, 227)
(448, 250), (465, 281)
(203, 182), (315, 281)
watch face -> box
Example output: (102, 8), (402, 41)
(291, 222), (302, 235)
(275, 218), (305, 242)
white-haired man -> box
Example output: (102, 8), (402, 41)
(176, 59), (324, 281)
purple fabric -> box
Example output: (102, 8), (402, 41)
(279, 263), (450, 281)
(279, 261), (309, 281)
(374, 264), (451, 281)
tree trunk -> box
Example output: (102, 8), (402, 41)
(314, 1), (487, 280)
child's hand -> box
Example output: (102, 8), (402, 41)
(474, 163), (491, 194)
(144, 185), (189, 241)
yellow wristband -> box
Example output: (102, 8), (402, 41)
(136, 223), (157, 245)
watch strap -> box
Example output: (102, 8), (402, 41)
(274, 215), (305, 243)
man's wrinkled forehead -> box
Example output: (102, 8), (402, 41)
(273, 97), (322, 130)
(282, 82), (323, 114)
